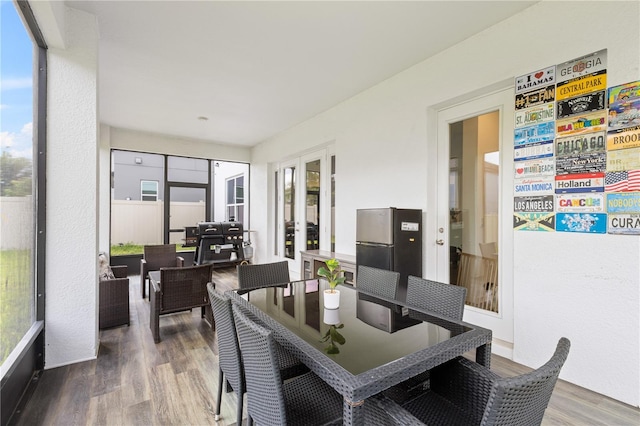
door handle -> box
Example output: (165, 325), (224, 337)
(436, 239), (445, 246)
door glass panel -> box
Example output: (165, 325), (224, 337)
(331, 155), (336, 252)
(284, 167), (296, 259)
(449, 111), (500, 313)
(274, 170), (279, 255)
(306, 160), (320, 250)
(169, 186), (206, 249)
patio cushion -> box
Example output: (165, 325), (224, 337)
(98, 252), (115, 280)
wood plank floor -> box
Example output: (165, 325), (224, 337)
(11, 267), (640, 425)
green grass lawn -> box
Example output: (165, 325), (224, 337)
(110, 243), (195, 256)
(0, 249), (34, 365)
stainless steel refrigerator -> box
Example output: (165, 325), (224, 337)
(356, 208), (422, 301)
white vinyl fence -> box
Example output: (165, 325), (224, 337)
(111, 200), (205, 246)
(0, 197), (34, 250)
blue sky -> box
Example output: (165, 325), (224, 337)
(1, 0), (34, 159)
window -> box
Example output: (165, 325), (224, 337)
(1, 0), (38, 366)
(111, 150), (249, 255)
(141, 180), (158, 201)
(226, 175), (244, 222)
(0, 1), (46, 410)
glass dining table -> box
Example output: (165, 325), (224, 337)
(226, 278), (492, 425)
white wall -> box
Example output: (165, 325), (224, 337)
(44, 6), (100, 368)
(108, 126), (250, 163)
(251, 1), (640, 406)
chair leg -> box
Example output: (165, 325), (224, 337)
(215, 367), (223, 421)
(236, 388), (244, 426)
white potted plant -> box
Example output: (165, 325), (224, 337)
(317, 258), (345, 309)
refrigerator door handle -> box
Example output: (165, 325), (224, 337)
(356, 242), (393, 248)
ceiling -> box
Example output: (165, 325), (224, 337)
(65, 1), (537, 147)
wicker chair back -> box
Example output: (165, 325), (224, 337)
(357, 265), (401, 300)
(237, 260), (290, 291)
(406, 275), (467, 320)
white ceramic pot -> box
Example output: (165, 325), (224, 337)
(323, 289), (340, 309)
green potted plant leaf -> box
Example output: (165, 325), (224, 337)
(317, 258), (345, 308)
(321, 323), (346, 355)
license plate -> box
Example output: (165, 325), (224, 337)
(607, 147), (640, 171)
(556, 111), (607, 135)
(514, 103), (555, 128)
(513, 212), (555, 232)
(556, 213), (607, 233)
(514, 122), (555, 146)
(555, 132), (606, 157)
(515, 84), (556, 110)
(513, 195), (554, 212)
(556, 49), (607, 84)
(514, 140), (554, 161)
(555, 173), (604, 193)
(514, 158), (555, 178)
(556, 70), (607, 101)
(556, 90), (606, 119)
(556, 152), (607, 175)
(607, 192), (640, 214)
(514, 178), (554, 196)
(608, 99), (640, 132)
(608, 214), (640, 235)
(515, 65), (556, 94)
(556, 193), (605, 213)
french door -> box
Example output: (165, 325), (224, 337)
(277, 149), (330, 278)
(430, 88), (515, 357)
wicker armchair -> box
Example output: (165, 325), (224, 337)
(357, 265), (401, 300)
(231, 303), (343, 425)
(376, 337), (571, 426)
(236, 260), (290, 292)
(99, 265), (130, 329)
(406, 275), (467, 320)
(207, 285), (308, 426)
(149, 263), (212, 343)
(140, 244), (184, 299)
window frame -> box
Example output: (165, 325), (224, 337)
(225, 174), (245, 222)
(0, 1), (47, 423)
(140, 180), (159, 201)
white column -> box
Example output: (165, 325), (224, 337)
(45, 6), (99, 368)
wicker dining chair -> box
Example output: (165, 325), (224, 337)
(376, 337), (571, 426)
(387, 276), (467, 401)
(236, 260), (291, 291)
(140, 244), (184, 299)
(357, 265), (401, 300)
(207, 284), (308, 426)
(406, 275), (467, 320)
(231, 303), (343, 426)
